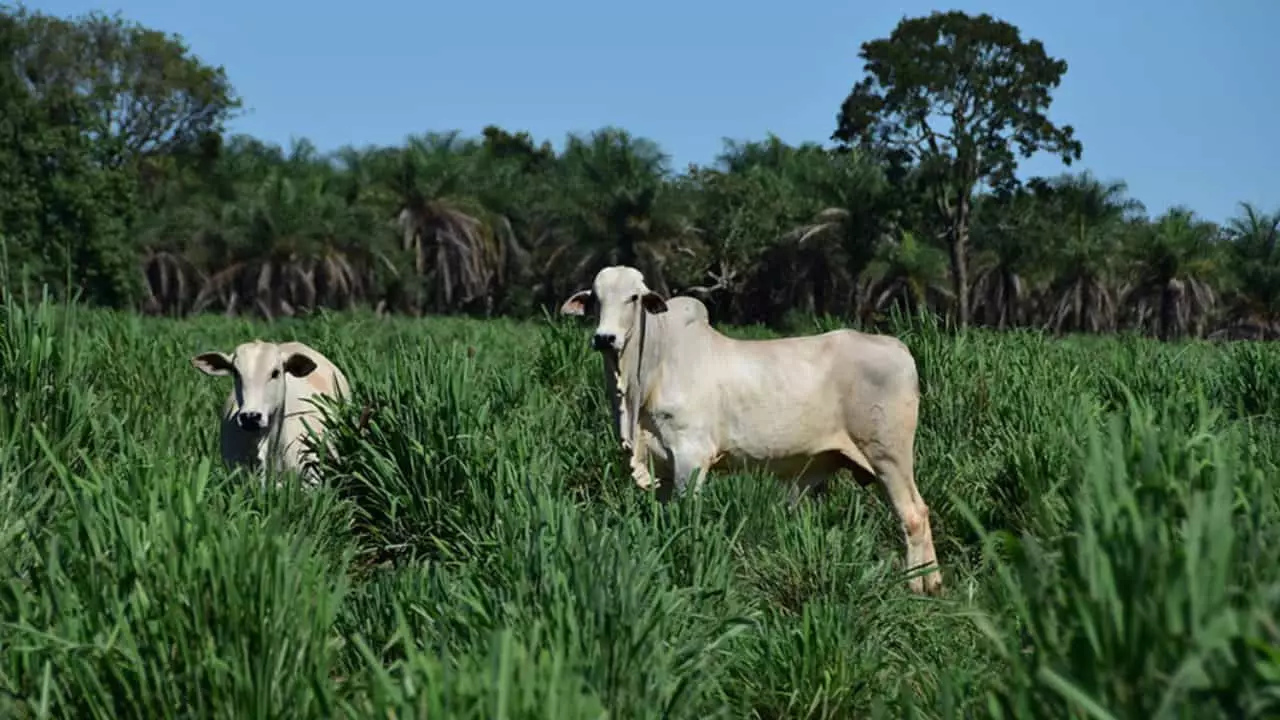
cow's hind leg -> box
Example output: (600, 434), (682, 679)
(835, 440), (941, 596)
(870, 452), (941, 596)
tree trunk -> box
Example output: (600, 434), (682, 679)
(949, 192), (972, 327)
(615, 220), (637, 268)
(812, 252), (828, 318)
(1080, 281), (1091, 333)
(1160, 278), (1184, 341)
(1001, 270), (1021, 329)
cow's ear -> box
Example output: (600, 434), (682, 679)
(560, 290), (592, 316)
(641, 292), (668, 314)
(283, 352), (319, 378)
(191, 351), (234, 377)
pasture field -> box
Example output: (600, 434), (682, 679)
(2, 290), (1279, 719)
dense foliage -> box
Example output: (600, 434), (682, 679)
(2, 292), (1278, 718)
(3, 5), (1277, 340)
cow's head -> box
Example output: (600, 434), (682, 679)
(191, 341), (318, 432)
(560, 266), (668, 353)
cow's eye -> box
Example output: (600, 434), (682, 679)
(628, 294), (639, 303)
(270, 369), (281, 379)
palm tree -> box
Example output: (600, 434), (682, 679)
(707, 137), (895, 321)
(467, 132), (559, 314)
(212, 134), (289, 198)
(968, 188), (1043, 329)
(193, 167), (383, 317)
(781, 148), (891, 319)
(368, 132), (509, 314)
(1124, 207), (1222, 340)
(861, 230), (951, 321)
(714, 133), (829, 174)
(551, 128), (696, 296)
(1036, 172), (1143, 334)
(135, 200), (207, 316)
(1218, 202), (1280, 338)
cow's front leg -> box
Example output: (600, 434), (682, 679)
(629, 433), (657, 490)
(647, 412), (714, 497)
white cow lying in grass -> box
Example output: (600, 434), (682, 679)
(560, 265), (942, 595)
(191, 340), (351, 485)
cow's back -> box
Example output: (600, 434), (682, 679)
(653, 324), (917, 470)
(826, 329), (918, 399)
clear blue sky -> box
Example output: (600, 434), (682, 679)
(28, 0), (1278, 224)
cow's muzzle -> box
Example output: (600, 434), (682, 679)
(591, 332), (617, 351)
(236, 410), (266, 431)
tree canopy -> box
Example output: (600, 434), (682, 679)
(832, 11), (1083, 326)
(2, 5), (1277, 340)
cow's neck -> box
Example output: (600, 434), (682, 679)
(609, 310), (662, 451)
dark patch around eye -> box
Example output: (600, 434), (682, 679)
(271, 369), (281, 379)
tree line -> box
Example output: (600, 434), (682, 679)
(2, 4), (1277, 339)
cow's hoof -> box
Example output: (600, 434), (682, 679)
(910, 567), (944, 596)
(925, 574), (944, 596)
(630, 462), (658, 490)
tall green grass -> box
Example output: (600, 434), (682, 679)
(1, 289), (1277, 718)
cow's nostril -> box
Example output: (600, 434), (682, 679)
(592, 333), (615, 350)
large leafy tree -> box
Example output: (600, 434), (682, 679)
(0, 7), (138, 306)
(2, 4), (238, 309)
(832, 10), (1083, 326)
(682, 160), (803, 323)
(9, 6), (238, 187)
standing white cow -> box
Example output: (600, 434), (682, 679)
(191, 340), (351, 485)
(560, 266), (942, 595)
